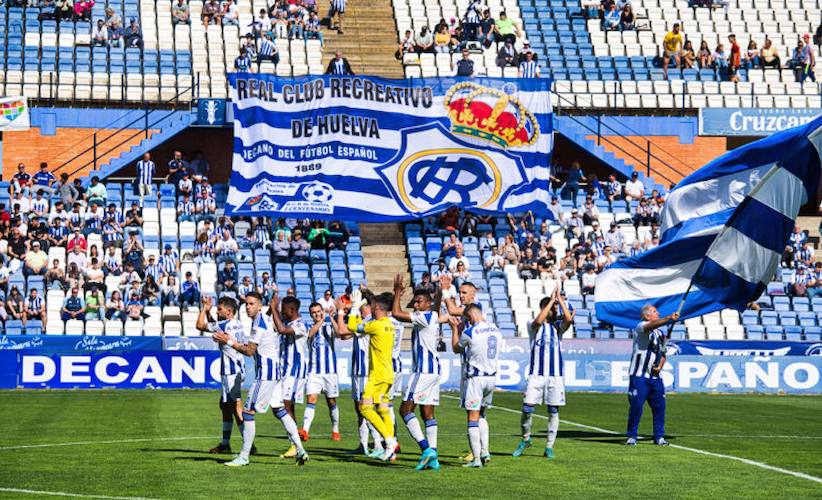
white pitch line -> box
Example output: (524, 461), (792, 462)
(0, 436), (213, 451)
(0, 487), (160, 500)
(442, 395), (822, 485)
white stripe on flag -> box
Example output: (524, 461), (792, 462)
(706, 227), (781, 284)
(596, 259), (702, 302)
(660, 163), (774, 233)
(749, 167), (807, 218)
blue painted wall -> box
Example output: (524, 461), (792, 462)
(555, 115), (698, 144)
(29, 107), (189, 131)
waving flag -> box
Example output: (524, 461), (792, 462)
(595, 116), (822, 328)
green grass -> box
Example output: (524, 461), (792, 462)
(1, 390), (821, 499)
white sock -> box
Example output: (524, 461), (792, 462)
(221, 421), (232, 445)
(302, 403), (316, 432)
(369, 422), (384, 450)
(521, 406), (534, 440)
(424, 418), (438, 449)
(240, 412), (256, 459)
(388, 403), (397, 437)
(479, 416), (489, 455)
(468, 422), (481, 461)
(358, 417), (369, 449)
(276, 407), (305, 453)
(330, 403), (339, 433)
(547, 411), (559, 449)
(402, 413), (426, 448)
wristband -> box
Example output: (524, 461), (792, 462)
(227, 340), (234, 348)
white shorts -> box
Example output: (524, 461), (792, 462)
(282, 375), (305, 404)
(351, 375), (367, 401)
(524, 375), (566, 407)
(388, 372), (404, 400)
(221, 373), (243, 402)
(243, 378), (283, 413)
(403, 373), (441, 406)
(306, 372), (340, 398)
(460, 376), (496, 411)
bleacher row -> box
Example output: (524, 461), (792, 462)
(2, 181), (366, 336)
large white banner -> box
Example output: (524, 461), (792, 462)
(225, 74), (553, 221)
(0, 96), (30, 131)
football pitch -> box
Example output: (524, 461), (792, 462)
(1, 391), (821, 499)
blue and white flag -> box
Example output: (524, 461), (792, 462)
(224, 74), (553, 220)
(595, 117), (822, 328)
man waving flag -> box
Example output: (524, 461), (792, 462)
(596, 116), (822, 328)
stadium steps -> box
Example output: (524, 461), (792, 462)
(90, 112), (192, 180)
(320, 0), (403, 78)
(359, 221), (414, 323)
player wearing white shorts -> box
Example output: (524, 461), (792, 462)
(441, 275), (484, 463)
(196, 296), (247, 455)
(299, 302), (342, 442)
(216, 292), (308, 466)
(391, 274), (451, 471)
(452, 304), (501, 469)
(271, 294), (309, 459)
(513, 289), (573, 459)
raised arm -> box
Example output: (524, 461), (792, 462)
(391, 274), (413, 322)
(269, 292), (296, 335)
(334, 298), (354, 339)
(449, 316), (463, 353)
(555, 290), (574, 332)
(530, 290), (557, 333)
(195, 295), (213, 331)
(642, 312), (680, 332)
(440, 275), (464, 317)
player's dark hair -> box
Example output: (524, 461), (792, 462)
(309, 301), (322, 310)
(218, 296), (239, 314)
(413, 289), (433, 302)
(539, 296), (551, 310)
(460, 281), (477, 290)
(361, 288), (375, 303)
(245, 291), (263, 302)
(373, 292), (393, 311)
(463, 303), (482, 317)
(282, 296), (301, 310)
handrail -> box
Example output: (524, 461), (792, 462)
(51, 84), (195, 179)
(553, 89), (689, 185)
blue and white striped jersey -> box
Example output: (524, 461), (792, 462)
(145, 263), (163, 282)
(459, 320), (501, 378)
(136, 160), (155, 185)
(410, 311), (441, 375)
(248, 313), (279, 381)
(527, 320), (565, 377)
(158, 252), (178, 275)
(208, 318), (246, 376)
(519, 60), (539, 77)
(280, 318), (308, 378)
(390, 316), (404, 374)
(25, 296), (43, 312)
(350, 325), (370, 377)
(308, 318), (337, 375)
(630, 322), (664, 379)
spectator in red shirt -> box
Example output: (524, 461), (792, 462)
(11, 163), (31, 197)
(73, 0), (94, 20)
(728, 34), (741, 82)
(67, 229), (88, 253)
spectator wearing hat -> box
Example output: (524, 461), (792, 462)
(624, 172), (645, 203)
(565, 209), (584, 239)
(431, 258), (449, 287)
(496, 39), (518, 67)
(605, 222), (626, 254)
(24, 242), (48, 277)
(180, 272), (201, 309)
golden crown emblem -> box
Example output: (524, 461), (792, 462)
(444, 82), (539, 148)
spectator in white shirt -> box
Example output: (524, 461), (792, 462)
(624, 171), (645, 202)
(484, 246), (506, 279)
(581, 265), (597, 294)
(448, 246), (470, 272)
(92, 19), (109, 46)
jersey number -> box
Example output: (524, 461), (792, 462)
(487, 336), (498, 359)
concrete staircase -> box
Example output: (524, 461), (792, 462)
(321, 0), (403, 78)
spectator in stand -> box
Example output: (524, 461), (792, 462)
(495, 11), (518, 45)
(605, 222), (625, 254)
(180, 272), (201, 309)
(565, 208), (584, 239)
(272, 231), (291, 263)
(518, 50), (540, 77)
(397, 30), (415, 59)
(682, 40), (696, 68)
(434, 24), (452, 53)
(74, 0), (94, 21)
(814, 24), (822, 53)
(415, 26), (435, 54)
(222, 0), (239, 25)
(56, 0), (73, 21)
(713, 43), (729, 72)
(624, 171), (644, 203)
(799, 34), (816, 83)
(452, 48), (475, 76)
(789, 225), (807, 250)
(172, 0), (190, 24)
(760, 38), (781, 69)
(6, 287), (25, 323)
(58, 173), (79, 206)
(478, 10), (496, 48)
(216, 261), (238, 296)
(32, 163), (57, 197)
(619, 4), (634, 31)
(496, 39), (518, 68)
(745, 40), (760, 68)
(136, 152), (155, 205)
(325, 51), (354, 75)
(166, 150), (189, 190)
(177, 194), (195, 223)
(106, 290), (126, 320)
(451, 260), (471, 287)
(24, 241), (48, 277)
(126, 292), (145, 321)
(202, 0), (219, 25)
(484, 246), (506, 279)
(92, 19), (109, 46)
(448, 246), (470, 273)
(234, 47), (254, 72)
(85, 286), (105, 320)
(87, 177), (107, 206)
(215, 230), (239, 265)
(662, 23), (683, 79)
(45, 259), (67, 290)
(125, 19), (143, 49)
(603, 3), (620, 30)
(304, 11), (323, 44)
(11, 163), (31, 198)
(697, 40), (712, 68)
(327, 0), (346, 34)
(581, 265), (597, 295)
(582, 196), (600, 225)
(633, 198), (655, 228)
(563, 162), (586, 207)
(431, 258), (448, 287)
(307, 220), (330, 253)
(61, 287), (86, 322)
(290, 230), (310, 263)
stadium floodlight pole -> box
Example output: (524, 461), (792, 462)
(655, 164), (782, 367)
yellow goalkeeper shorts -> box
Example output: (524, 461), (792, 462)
(362, 379), (392, 404)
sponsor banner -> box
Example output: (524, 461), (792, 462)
(0, 96), (30, 131)
(225, 74), (553, 221)
(7, 350), (822, 393)
(669, 340), (822, 357)
(0, 335), (162, 353)
(699, 108), (822, 136)
(163, 337), (220, 351)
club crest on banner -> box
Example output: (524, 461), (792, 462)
(375, 122), (528, 216)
